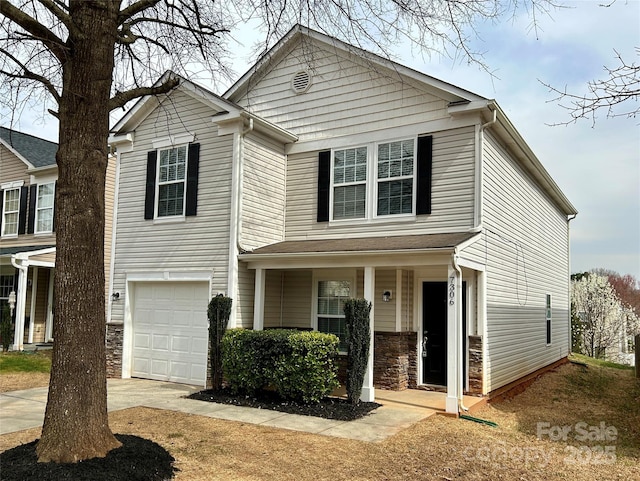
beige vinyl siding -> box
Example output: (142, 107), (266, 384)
(461, 131), (570, 392)
(235, 261), (255, 328)
(242, 132), (286, 249)
(401, 269), (414, 331)
(104, 155), (116, 315)
(234, 40), (449, 142)
(263, 269), (313, 329)
(0, 146), (31, 183)
(110, 89), (234, 323)
(374, 269), (396, 332)
(285, 126), (476, 240)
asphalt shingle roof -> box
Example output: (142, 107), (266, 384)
(243, 232), (478, 256)
(0, 127), (57, 168)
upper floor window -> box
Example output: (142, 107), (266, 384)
(158, 146), (187, 217)
(1, 188), (20, 236)
(318, 136), (432, 223)
(377, 140), (415, 216)
(35, 182), (55, 233)
(332, 147), (367, 220)
(144, 143), (200, 221)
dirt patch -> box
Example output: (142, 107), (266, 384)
(0, 434), (175, 481)
(0, 372), (49, 393)
(188, 388), (380, 421)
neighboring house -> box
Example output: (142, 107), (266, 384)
(107, 25), (577, 413)
(0, 127), (116, 350)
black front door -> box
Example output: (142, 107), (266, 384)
(422, 282), (447, 385)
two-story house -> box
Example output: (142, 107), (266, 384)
(0, 127), (116, 350)
(107, 25), (577, 414)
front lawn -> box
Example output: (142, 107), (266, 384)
(0, 351), (51, 374)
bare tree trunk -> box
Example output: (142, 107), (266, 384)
(36, 0), (121, 463)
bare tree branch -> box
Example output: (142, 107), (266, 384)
(108, 76), (179, 111)
(0, 0), (67, 60)
(0, 45), (60, 101)
(35, 0), (78, 38)
(542, 49), (640, 126)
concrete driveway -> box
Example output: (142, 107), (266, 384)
(0, 379), (436, 442)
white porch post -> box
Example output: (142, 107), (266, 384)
(446, 263), (460, 414)
(361, 266), (375, 402)
(253, 268), (266, 330)
(11, 259), (28, 351)
(28, 266), (38, 344)
(45, 269), (54, 342)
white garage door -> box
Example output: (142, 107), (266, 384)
(132, 282), (209, 385)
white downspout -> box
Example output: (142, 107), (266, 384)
(227, 117), (253, 327)
(452, 249), (469, 412)
(473, 106), (497, 232)
(10, 255), (29, 351)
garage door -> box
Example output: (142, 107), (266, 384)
(132, 282), (209, 385)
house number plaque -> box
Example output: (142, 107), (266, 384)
(448, 275), (456, 305)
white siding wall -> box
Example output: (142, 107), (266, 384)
(374, 269), (397, 332)
(234, 40), (449, 142)
(461, 131), (570, 392)
(263, 269), (313, 328)
(284, 126), (476, 240)
(110, 89), (234, 322)
(235, 261), (255, 329)
(241, 131), (286, 250)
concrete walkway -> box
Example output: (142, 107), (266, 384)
(0, 379), (440, 442)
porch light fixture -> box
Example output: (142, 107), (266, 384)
(382, 290), (392, 302)
(8, 290), (16, 316)
(111, 292), (120, 301)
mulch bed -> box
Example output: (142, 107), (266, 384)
(188, 388), (381, 421)
(0, 434), (176, 481)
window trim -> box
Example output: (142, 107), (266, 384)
(1, 187), (21, 237)
(373, 138), (417, 219)
(34, 181), (55, 234)
(312, 271), (357, 354)
(327, 137), (418, 223)
(154, 144), (188, 220)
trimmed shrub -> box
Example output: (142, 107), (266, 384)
(0, 305), (13, 352)
(208, 295), (232, 390)
(221, 328), (339, 403)
(344, 298), (372, 404)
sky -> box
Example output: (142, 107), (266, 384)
(2, 0), (639, 280)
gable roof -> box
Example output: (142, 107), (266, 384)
(224, 24), (487, 104)
(224, 25), (577, 217)
(109, 71), (298, 144)
(0, 126), (57, 169)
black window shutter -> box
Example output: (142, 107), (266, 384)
(416, 135), (433, 215)
(51, 181), (57, 232)
(27, 184), (37, 234)
(317, 150), (331, 222)
(18, 186), (28, 234)
(185, 143), (200, 216)
(144, 151), (157, 220)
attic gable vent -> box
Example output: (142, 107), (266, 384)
(291, 70), (311, 94)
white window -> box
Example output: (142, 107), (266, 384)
(376, 139), (415, 216)
(317, 280), (351, 351)
(35, 182), (55, 233)
(332, 147), (367, 220)
(157, 145), (187, 218)
(1, 188), (20, 236)
(329, 138), (416, 221)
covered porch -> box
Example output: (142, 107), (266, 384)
(0, 245), (55, 350)
(240, 232), (486, 414)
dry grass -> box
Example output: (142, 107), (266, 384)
(1, 360), (638, 480)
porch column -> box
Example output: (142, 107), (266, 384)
(28, 266), (38, 344)
(253, 268), (266, 330)
(45, 269), (54, 342)
(361, 266), (375, 402)
(446, 263), (460, 413)
(11, 257), (28, 351)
